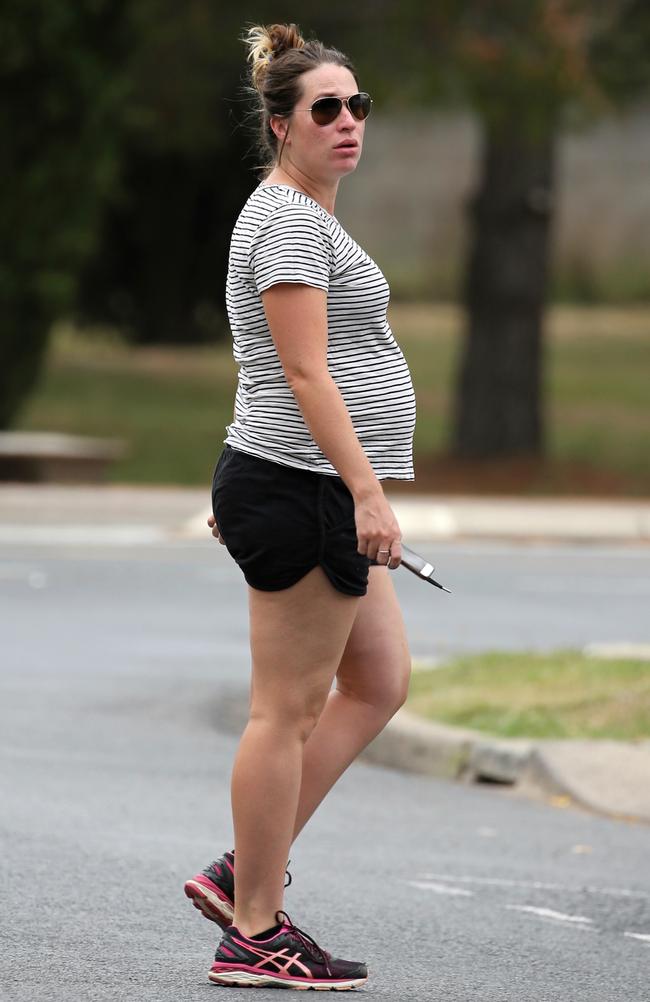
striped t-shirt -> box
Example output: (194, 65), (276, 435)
(223, 182), (416, 480)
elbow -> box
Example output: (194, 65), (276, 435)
(284, 366), (331, 392)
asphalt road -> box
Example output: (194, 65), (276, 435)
(2, 539), (649, 1001)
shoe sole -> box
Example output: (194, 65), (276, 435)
(208, 968), (367, 990)
(184, 877), (234, 929)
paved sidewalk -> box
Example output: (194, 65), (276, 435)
(2, 483), (649, 544)
(2, 482), (648, 822)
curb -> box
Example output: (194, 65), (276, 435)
(211, 691), (650, 824)
(361, 709), (650, 824)
(524, 740), (650, 823)
(178, 496), (650, 544)
(387, 496), (650, 543)
(2, 485), (649, 544)
(361, 709), (532, 786)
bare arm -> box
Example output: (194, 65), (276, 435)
(261, 282), (401, 563)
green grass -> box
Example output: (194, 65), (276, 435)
(19, 326), (236, 484)
(407, 650), (650, 740)
(16, 305), (650, 489)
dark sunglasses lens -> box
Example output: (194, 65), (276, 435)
(311, 98), (342, 125)
(349, 93), (371, 120)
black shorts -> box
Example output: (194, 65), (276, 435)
(211, 445), (377, 596)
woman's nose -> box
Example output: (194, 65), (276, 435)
(337, 103), (357, 128)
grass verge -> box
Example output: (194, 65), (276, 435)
(406, 649), (650, 740)
(16, 304), (650, 491)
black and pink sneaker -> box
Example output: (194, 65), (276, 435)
(184, 851), (236, 929)
(184, 852), (293, 930)
(208, 911), (368, 990)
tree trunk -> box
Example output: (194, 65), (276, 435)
(451, 121), (556, 458)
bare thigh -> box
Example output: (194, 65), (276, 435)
(247, 566), (361, 726)
(336, 566), (412, 712)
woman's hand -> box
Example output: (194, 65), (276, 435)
(207, 513), (225, 544)
(354, 489), (402, 569)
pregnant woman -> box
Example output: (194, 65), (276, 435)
(184, 21), (417, 990)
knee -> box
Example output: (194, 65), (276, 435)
(379, 671), (410, 719)
(250, 696), (326, 744)
(341, 656), (411, 720)
(293, 706), (323, 743)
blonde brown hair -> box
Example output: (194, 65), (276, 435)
(242, 22), (359, 172)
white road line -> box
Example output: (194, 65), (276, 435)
(624, 932), (650, 943)
(408, 881), (474, 897)
(507, 905), (593, 926)
(418, 873), (649, 900)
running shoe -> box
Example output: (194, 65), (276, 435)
(184, 851), (293, 930)
(184, 851), (236, 929)
(208, 911), (368, 990)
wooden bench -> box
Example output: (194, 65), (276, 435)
(0, 432), (126, 483)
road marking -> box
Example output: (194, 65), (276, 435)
(410, 874), (650, 937)
(506, 905), (593, 926)
(408, 881), (473, 897)
(418, 873), (649, 900)
(624, 932), (650, 943)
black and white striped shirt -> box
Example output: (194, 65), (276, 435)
(224, 183), (416, 480)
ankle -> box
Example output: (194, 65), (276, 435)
(234, 911), (282, 939)
(237, 921), (284, 941)
(235, 922), (280, 940)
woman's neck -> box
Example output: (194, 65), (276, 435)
(263, 165), (338, 216)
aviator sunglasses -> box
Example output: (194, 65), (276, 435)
(293, 92), (373, 126)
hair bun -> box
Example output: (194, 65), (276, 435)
(244, 23), (305, 89)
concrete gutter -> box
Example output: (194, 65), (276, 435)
(363, 709), (650, 824)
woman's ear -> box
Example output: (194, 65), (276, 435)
(270, 115), (290, 144)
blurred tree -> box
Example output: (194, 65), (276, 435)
(355, 0), (650, 459)
(0, 0), (128, 428)
(77, 1), (301, 344)
(79, 3), (237, 344)
(449, 0), (650, 458)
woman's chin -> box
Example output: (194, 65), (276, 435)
(334, 159), (361, 180)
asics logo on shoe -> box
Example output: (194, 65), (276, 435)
(228, 938), (312, 978)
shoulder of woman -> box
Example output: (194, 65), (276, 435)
(249, 196), (336, 260)
(255, 190), (334, 230)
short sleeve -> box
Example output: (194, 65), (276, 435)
(248, 202), (333, 295)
